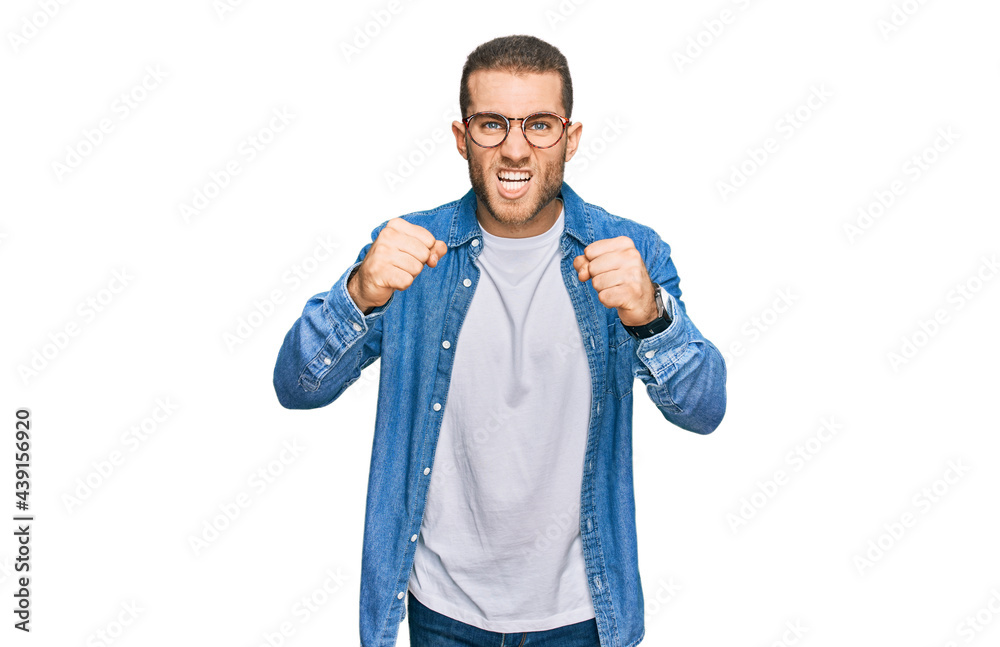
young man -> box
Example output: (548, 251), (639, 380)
(274, 35), (727, 647)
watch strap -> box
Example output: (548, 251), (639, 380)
(621, 282), (671, 340)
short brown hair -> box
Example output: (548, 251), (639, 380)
(460, 35), (573, 120)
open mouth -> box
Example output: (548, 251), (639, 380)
(496, 170), (532, 199)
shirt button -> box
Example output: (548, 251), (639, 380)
(352, 322), (362, 332)
(441, 340), (450, 349)
(423, 467), (430, 475)
(397, 591), (405, 600)
(433, 402), (441, 411)
(471, 239), (479, 247)
(410, 534), (418, 542)
(463, 278), (472, 287)
(323, 358), (332, 366)
(645, 350), (656, 358)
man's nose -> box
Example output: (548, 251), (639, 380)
(499, 121), (532, 160)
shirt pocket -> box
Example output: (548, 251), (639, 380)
(605, 321), (635, 400)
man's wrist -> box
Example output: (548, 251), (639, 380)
(347, 266), (376, 316)
(621, 283), (671, 339)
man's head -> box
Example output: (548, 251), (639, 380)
(452, 35), (583, 237)
(459, 35), (574, 122)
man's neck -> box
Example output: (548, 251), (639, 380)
(476, 197), (563, 239)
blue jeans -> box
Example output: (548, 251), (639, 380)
(407, 591), (601, 647)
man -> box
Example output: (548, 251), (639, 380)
(274, 35), (727, 647)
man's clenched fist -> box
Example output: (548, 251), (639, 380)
(348, 218), (448, 315)
(573, 236), (659, 327)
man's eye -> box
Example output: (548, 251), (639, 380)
(483, 121), (504, 130)
(528, 122), (549, 131)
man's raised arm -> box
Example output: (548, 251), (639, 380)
(272, 217), (447, 409)
(633, 237), (728, 435)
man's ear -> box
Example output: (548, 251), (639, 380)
(564, 121), (583, 162)
(452, 120), (468, 160)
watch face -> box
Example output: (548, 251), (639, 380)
(652, 285), (666, 318)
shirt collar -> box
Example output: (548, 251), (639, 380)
(447, 181), (594, 249)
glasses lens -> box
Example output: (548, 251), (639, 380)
(523, 113), (564, 148)
(468, 113), (508, 147)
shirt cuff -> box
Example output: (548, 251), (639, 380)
(303, 261), (393, 386)
(633, 288), (695, 380)
(344, 261), (394, 319)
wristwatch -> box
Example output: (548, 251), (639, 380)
(621, 282), (671, 340)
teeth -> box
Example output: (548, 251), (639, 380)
(498, 171), (530, 181)
(500, 179), (526, 193)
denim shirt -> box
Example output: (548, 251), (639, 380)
(273, 182), (727, 647)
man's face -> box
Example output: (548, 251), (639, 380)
(453, 69), (582, 235)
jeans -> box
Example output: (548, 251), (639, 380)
(407, 591), (601, 647)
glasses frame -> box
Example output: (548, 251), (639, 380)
(462, 111), (571, 149)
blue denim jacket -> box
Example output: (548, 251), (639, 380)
(273, 182), (727, 647)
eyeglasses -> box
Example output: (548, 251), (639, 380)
(462, 111), (570, 149)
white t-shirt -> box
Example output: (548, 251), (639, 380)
(408, 204), (596, 632)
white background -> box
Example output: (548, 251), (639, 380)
(2, 1), (999, 645)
